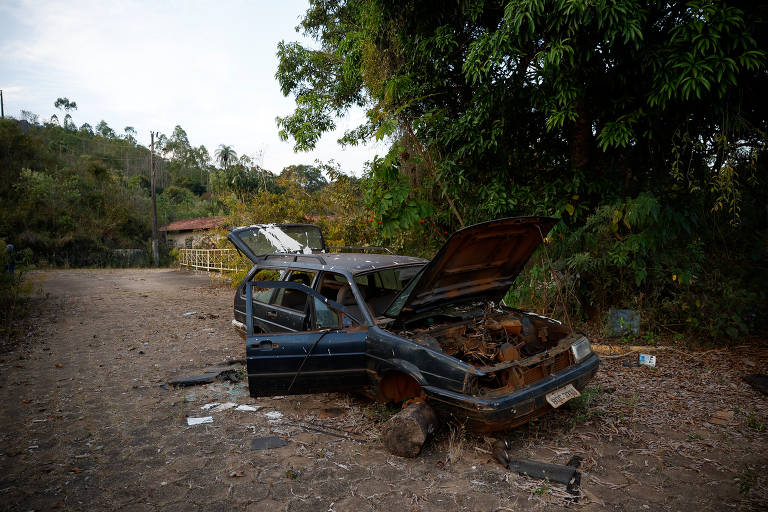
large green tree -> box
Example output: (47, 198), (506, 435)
(276, 0), (768, 336)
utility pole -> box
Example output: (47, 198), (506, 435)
(1, 90), (4, 119)
(150, 131), (159, 267)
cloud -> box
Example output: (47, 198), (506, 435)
(0, 0), (378, 174)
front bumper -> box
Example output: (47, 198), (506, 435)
(423, 352), (600, 432)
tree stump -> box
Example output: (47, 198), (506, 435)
(381, 401), (438, 458)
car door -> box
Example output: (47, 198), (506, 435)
(236, 267), (285, 333)
(245, 280), (369, 397)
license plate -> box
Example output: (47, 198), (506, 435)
(545, 384), (581, 408)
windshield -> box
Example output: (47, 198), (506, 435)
(382, 265), (426, 317)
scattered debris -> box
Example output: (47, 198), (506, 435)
(186, 416), (213, 426)
(493, 440), (582, 498)
(638, 353), (656, 368)
(170, 374), (216, 387)
(200, 402), (221, 411)
(708, 410), (735, 426)
(284, 421), (367, 443)
(505, 458), (580, 485)
(208, 402), (236, 413)
(229, 470), (245, 477)
(743, 374), (768, 396)
(264, 411), (283, 422)
(504, 456), (582, 500)
(250, 436), (286, 450)
(168, 362), (244, 387)
(235, 405), (260, 412)
(182, 312), (197, 317)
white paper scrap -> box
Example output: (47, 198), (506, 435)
(210, 402), (236, 413)
(265, 411), (284, 421)
(200, 402), (221, 411)
(186, 416), (213, 426)
(235, 405), (260, 412)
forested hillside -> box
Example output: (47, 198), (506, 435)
(0, 107), (222, 265)
(0, 101), (365, 267)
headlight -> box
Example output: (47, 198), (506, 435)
(570, 337), (592, 363)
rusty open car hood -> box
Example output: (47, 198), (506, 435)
(385, 217), (557, 319)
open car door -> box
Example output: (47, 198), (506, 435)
(228, 223), (325, 262)
(245, 281), (369, 397)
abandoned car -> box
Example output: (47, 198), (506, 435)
(228, 219), (599, 431)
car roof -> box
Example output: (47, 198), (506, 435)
(258, 252), (427, 274)
(323, 253), (426, 273)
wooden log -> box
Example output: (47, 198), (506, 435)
(381, 401), (438, 458)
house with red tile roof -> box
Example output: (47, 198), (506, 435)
(159, 216), (227, 248)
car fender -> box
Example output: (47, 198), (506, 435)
(379, 358), (427, 386)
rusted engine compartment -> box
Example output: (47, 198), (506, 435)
(399, 306), (574, 392)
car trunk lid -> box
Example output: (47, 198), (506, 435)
(228, 223), (326, 262)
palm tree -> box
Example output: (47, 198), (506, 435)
(215, 144), (237, 169)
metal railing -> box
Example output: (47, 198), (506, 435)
(177, 248), (245, 273)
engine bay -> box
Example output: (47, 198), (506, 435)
(396, 304), (575, 391)
(399, 306), (568, 363)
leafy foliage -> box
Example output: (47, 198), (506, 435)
(275, 0), (768, 339)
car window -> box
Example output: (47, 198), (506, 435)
(314, 297), (342, 329)
(353, 265), (424, 315)
(245, 269), (284, 302)
(316, 272), (365, 327)
(235, 224), (324, 256)
(272, 270), (317, 311)
(317, 272), (349, 301)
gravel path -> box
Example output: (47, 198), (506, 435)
(0, 269), (765, 511)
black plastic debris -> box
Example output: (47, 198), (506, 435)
(743, 374), (768, 396)
(506, 458), (580, 486)
(168, 363), (244, 387)
(283, 421), (367, 443)
(251, 436), (286, 450)
(494, 440), (582, 501)
(169, 374), (216, 387)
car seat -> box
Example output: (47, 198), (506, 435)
(336, 285), (376, 326)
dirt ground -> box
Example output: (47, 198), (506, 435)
(0, 269), (766, 511)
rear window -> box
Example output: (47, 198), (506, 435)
(239, 225), (324, 255)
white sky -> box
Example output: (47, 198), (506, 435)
(0, 0), (382, 175)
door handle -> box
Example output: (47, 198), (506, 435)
(258, 340), (273, 351)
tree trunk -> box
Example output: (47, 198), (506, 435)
(569, 97), (591, 171)
(381, 401), (438, 458)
